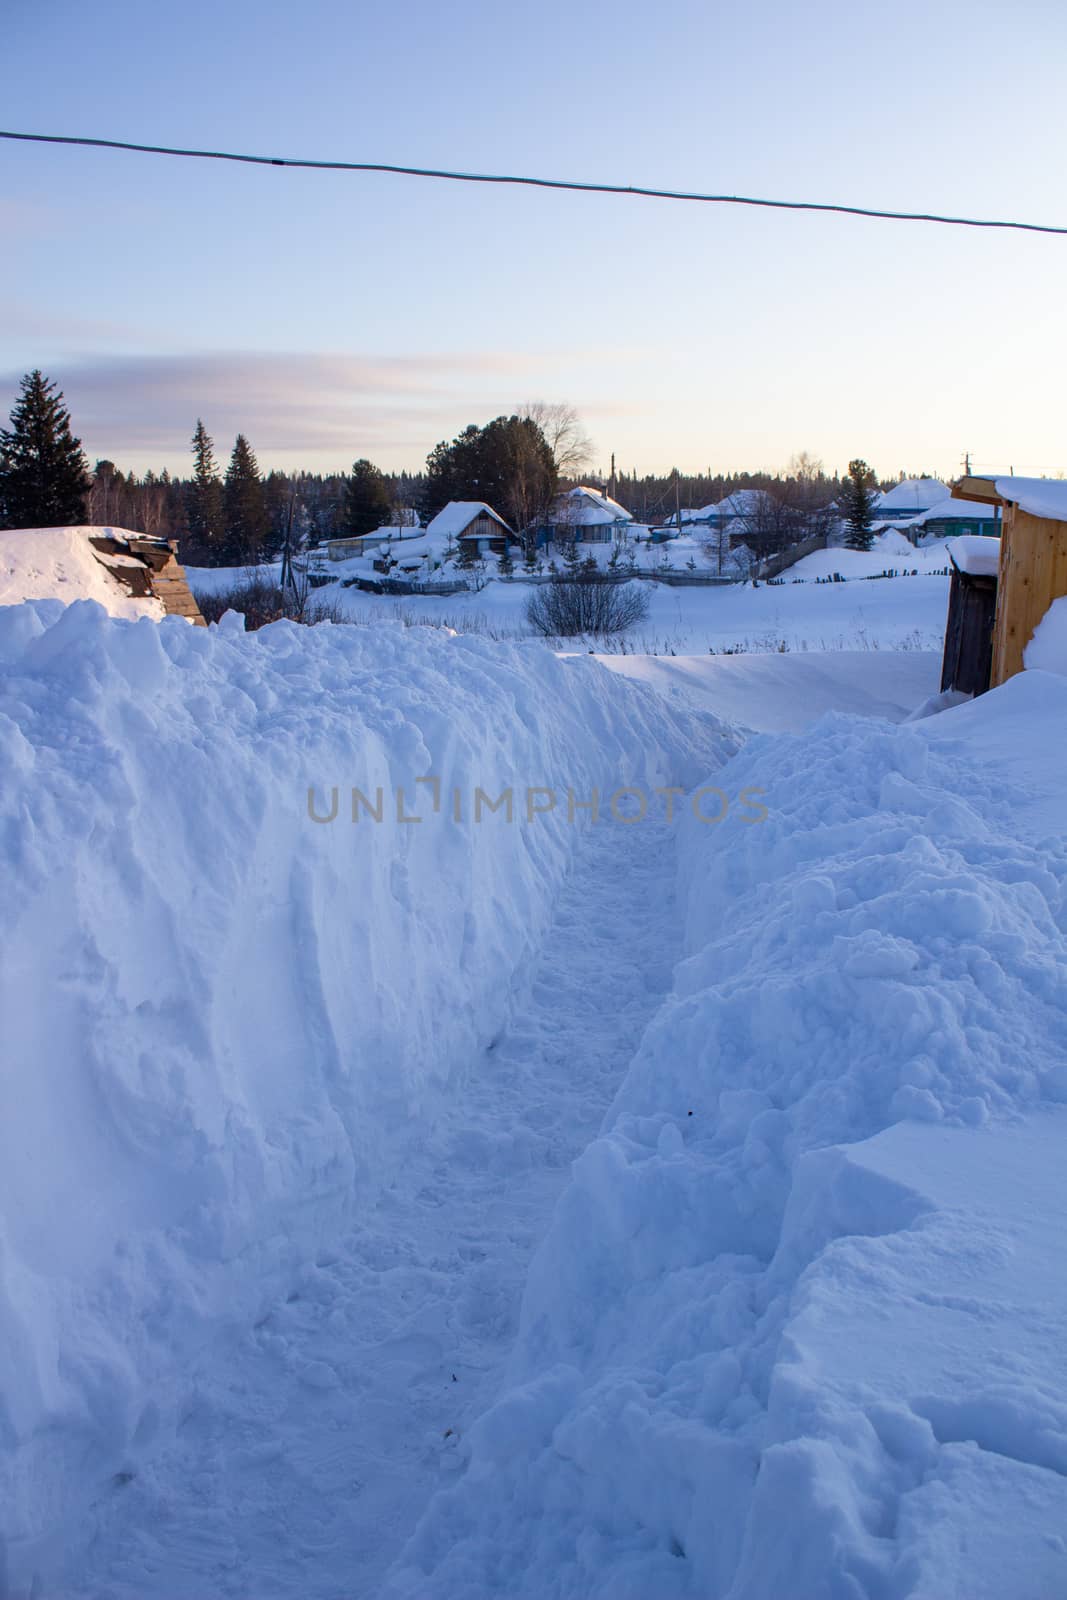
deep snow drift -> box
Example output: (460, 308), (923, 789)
(0, 600), (736, 1594)
(388, 670), (1067, 1599)
(4, 587), (1066, 1600)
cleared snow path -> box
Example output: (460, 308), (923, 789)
(74, 818), (682, 1599)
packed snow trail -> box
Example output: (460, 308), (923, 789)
(72, 816), (684, 1598)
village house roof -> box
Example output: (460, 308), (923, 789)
(875, 477), (947, 513)
(553, 487), (633, 525)
(898, 495), (999, 530)
(425, 501), (513, 538)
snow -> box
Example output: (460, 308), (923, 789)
(0, 526), (165, 619)
(788, 529), (948, 581)
(425, 501), (511, 537)
(947, 533), (1001, 577)
(555, 486), (634, 525)
(592, 650), (940, 733)
(5, 570), (1066, 1598)
(1025, 594), (1067, 678)
(388, 669), (1067, 1598)
(0, 599), (736, 1597)
(989, 476), (1067, 523)
(191, 542), (952, 656)
(898, 494), (998, 531)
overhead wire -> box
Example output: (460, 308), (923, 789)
(2, 129), (1066, 237)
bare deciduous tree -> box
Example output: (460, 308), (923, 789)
(519, 402), (594, 479)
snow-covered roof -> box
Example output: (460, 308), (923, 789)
(875, 477), (947, 512)
(0, 525), (167, 620)
(898, 496), (999, 529)
(718, 489), (774, 518)
(425, 501), (512, 538)
(666, 503), (727, 525)
(553, 487), (634, 525)
(961, 476), (1067, 523)
(947, 535), (1001, 578)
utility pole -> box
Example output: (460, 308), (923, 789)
(609, 451), (616, 504)
(674, 467), (682, 533)
(280, 494), (295, 591)
(962, 450), (973, 476)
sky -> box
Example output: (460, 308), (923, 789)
(2, 0), (1067, 482)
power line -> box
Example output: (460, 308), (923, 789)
(2, 128), (1066, 237)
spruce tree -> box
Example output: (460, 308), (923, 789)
(344, 458), (393, 537)
(0, 370), (91, 529)
(223, 434), (270, 565)
(186, 420), (224, 563)
(497, 542), (515, 578)
(841, 458), (878, 551)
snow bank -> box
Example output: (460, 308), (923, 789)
(1025, 593), (1067, 677)
(594, 650), (940, 732)
(0, 526), (165, 618)
(0, 600), (737, 1589)
(790, 531), (949, 581)
(390, 671), (1067, 1598)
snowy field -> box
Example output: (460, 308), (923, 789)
(187, 531), (953, 656)
(2, 540), (1066, 1599)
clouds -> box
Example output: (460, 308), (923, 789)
(0, 348), (574, 471)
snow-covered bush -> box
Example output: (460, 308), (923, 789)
(525, 575), (650, 637)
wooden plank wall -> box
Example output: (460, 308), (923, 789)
(992, 507), (1067, 685)
(148, 551), (207, 625)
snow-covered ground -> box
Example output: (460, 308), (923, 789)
(592, 650), (940, 732)
(0, 599), (734, 1597)
(3, 558), (1066, 1598)
(189, 531), (952, 656)
(389, 667), (1067, 1600)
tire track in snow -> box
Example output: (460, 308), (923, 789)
(75, 818), (683, 1599)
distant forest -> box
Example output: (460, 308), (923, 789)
(89, 452), (896, 568)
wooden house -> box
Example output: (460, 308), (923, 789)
(544, 487), (634, 546)
(952, 476), (1067, 685)
(426, 501), (515, 556)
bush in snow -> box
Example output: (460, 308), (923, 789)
(195, 571), (347, 628)
(525, 573), (650, 638)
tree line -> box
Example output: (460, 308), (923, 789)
(0, 370), (909, 563)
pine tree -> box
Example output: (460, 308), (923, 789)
(186, 420), (224, 563)
(0, 370), (90, 529)
(840, 458), (878, 551)
(223, 434), (270, 565)
(497, 542), (515, 578)
(344, 458), (393, 537)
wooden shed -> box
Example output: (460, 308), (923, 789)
(952, 476), (1067, 686)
